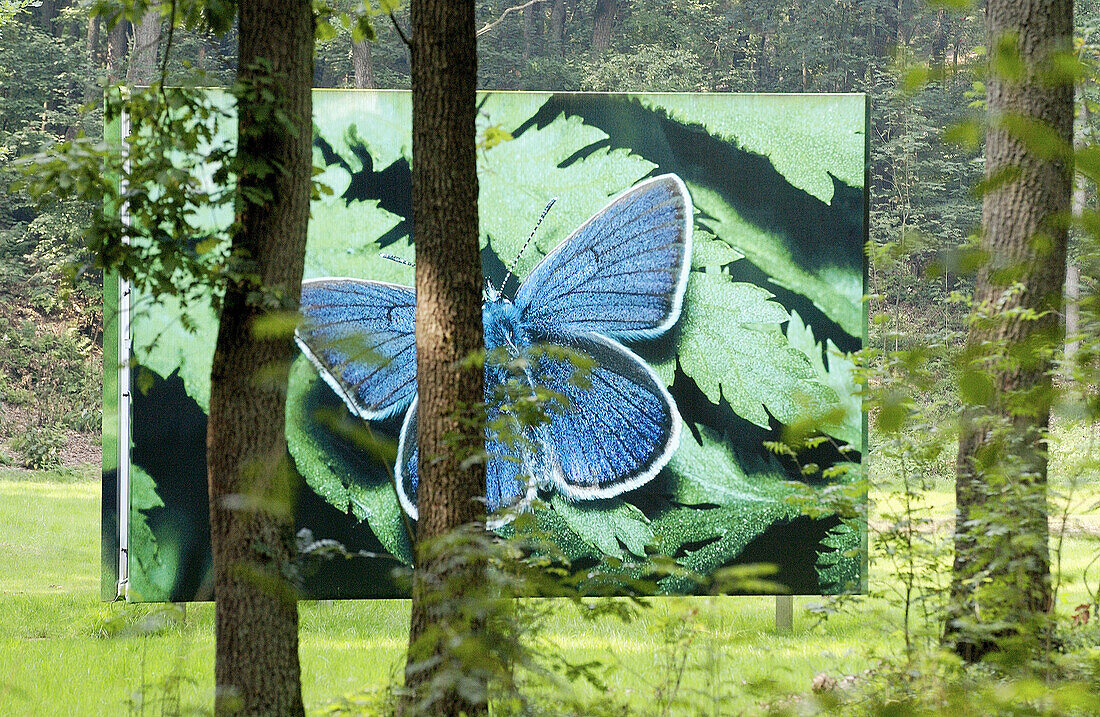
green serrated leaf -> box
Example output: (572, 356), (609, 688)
(692, 228), (742, 269)
(285, 356), (414, 565)
(477, 113), (656, 278)
(312, 92), (411, 173)
(550, 494), (654, 559)
(653, 503), (797, 594)
(691, 182), (863, 337)
(636, 94), (864, 204)
(304, 198), (411, 283)
(786, 310), (862, 446)
(652, 426), (801, 592)
(131, 293), (218, 412)
(653, 272), (837, 428)
(128, 465), (177, 601)
(816, 520), (865, 594)
(665, 426), (791, 507)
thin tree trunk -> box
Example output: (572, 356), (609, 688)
(206, 0), (313, 713)
(106, 19), (129, 83)
(85, 15), (101, 104)
(37, 0), (57, 35)
(404, 0), (485, 714)
(549, 0), (565, 55)
(1067, 97), (1087, 363)
(523, 2), (542, 59)
(1065, 264), (1079, 361)
(591, 0), (615, 56)
(352, 38), (376, 89)
(948, 0), (1072, 663)
(756, 32), (768, 88)
(930, 9), (947, 72)
(127, 6), (162, 86)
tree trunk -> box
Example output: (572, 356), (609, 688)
(405, 0), (486, 714)
(549, 0), (565, 55)
(36, 0), (57, 35)
(930, 9), (947, 72)
(1065, 263), (1079, 361)
(948, 0), (1072, 663)
(85, 15), (101, 104)
(591, 0), (615, 56)
(127, 6), (162, 86)
(523, 2), (542, 59)
(755, 32), (769, 89)
(106, 19), (129, 83)
(206, 0), (313, 713)
(351, 38), (376, 89)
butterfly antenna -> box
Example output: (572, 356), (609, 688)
(502, 197), (557, 292)
(380, 253), (414, 267)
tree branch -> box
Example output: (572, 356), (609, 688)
(476, 0), (547, 38)
(389, 10), (411, 48)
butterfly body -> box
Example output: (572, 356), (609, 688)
(482, 295), (529, 355)
(296, 174), (694, 521)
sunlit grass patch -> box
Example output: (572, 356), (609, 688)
(0, 471), (1097, 714)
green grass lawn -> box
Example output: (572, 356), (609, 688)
(0, 466), (1097, 715)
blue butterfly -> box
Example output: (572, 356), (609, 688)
(295, 173), (693, 521)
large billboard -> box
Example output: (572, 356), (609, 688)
(103, 90), (868, 602)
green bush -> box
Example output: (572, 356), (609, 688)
(11, 424), (65, 470)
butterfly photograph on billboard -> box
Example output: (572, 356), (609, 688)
(103, 90), (868, 602)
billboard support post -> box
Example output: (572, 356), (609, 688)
(775, 595), (793, 633)
(116, 105), (132, 601)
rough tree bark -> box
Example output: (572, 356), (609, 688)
(205, 0), (313, 713)
(404, 0), (486, 714)
(591, 0), (615, 56)
(948, 0), (1073, 662)
(351, 38), (376, 89)
(127, 6), (161, 86)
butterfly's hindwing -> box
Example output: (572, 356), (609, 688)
(522, 333), (680, 498)
(295, 278), (417, 420)
(515, 174), (693, 341)
(395, 391), (529, 519)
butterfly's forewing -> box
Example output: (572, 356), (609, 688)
(522, 333), (679, 498)
(295, 278), (417, 420)
(514, 174), (693, 341)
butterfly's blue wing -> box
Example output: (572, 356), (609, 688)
(394, 174), (693, 518)
(522, 333), (680, 498)
(395, 384), (529, 520)
(514, 174), (693, 341)
(295, 278), (417, 420)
